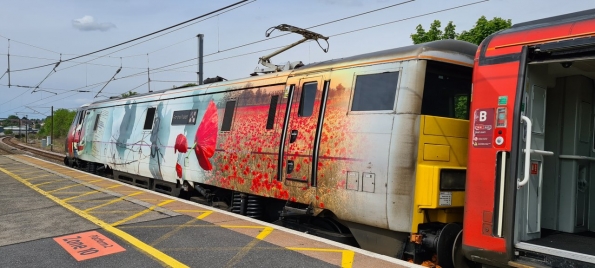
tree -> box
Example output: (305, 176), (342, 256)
(410, 16), (512, 45)
(39, 109), (76, 137)
(411, 20), (457, 44)
(121, 91), (137, 98)
(4, 129), (12, 135)
(2, 115), (20, 126)
(458, 16), (512, 45)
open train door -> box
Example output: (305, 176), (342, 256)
(279, 75), (329, 203)
(513, 46), (554, 243)
(513, 40), (595, 265)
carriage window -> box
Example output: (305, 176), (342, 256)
(298, 82), (317, 117)
(266, 95), (279, 129)
(421, 61), (472, 120)
(143, 107), (156, 130)
(93, 114), (101, 131)
(351, 72), (399, 111)
(221, 101), (236, 131)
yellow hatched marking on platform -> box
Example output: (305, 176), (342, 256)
(53, 191), (99, 195)
(62, 184), (123, 202)
(90, 210), (144, 214)
(111, 199), (175, 227)
(150, 211), (213, 247)
(150, 218), (199, 246)
(223, 225), (275, 267)
(117, 224), (213, 229)
(220, 225), (274, 240)
(84, 192), (143, 212)
(287, 247), (355, 268)
(47, 179), (103, 193)
(0, 166), (188, 268)
(62, 190), (100, 202)
(33, 178), (68, 187)
(172, 210), (213, 219)
(23, 174), (50, 180)
(15, 171), (43, 176)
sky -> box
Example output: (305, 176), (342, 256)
(0, 0), (593, 119)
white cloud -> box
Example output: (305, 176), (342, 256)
(72, 15), (116, 32)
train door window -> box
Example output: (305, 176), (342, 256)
(351, 72), (399, 111)
(221, 100), (236, 131)
(421, 61), (472, 119)
(79, 111), (88, 125)
(93, 113), (101, 131)
(143, 107), (156, 130)
(298, 82), (317, 117)
(266, 95), (279, 129)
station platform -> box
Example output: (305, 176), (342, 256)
(0, 154), (418, 268)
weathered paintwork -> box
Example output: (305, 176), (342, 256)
(67, 39), (475, 233)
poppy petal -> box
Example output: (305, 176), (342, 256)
(175, 163), (183, 178)
(194, 100), (218, 171)
(174, 134), (188, 153)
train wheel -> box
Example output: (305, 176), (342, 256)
(436, 223), (461, 268)
(453, 229), (479, 268)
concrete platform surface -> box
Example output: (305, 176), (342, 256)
(0, 155), (419, 268)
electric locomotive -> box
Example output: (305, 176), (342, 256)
(65, 35), (475, 267)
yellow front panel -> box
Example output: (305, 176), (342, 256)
(423, 144), (450, 162)
(411, 115), (469, 232)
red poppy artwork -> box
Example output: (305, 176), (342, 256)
(175, 163), (183, 178)
(194, 100), (218, 171)
(174, 134), (188, 153)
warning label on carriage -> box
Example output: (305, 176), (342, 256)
(472, 108), (495, 148)
(53, 231), (125, 261)
(439, 192), (452, 206)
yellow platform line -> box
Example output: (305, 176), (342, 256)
(47, 179), (103, 193)
(84, 192), (143, 212)
(33, 179), (68, 187)
(287, 247), (354, 268)
(111, 199), (175, 227)
(0, 167), (188, 268)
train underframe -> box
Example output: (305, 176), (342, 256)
(65, 156), (469, 267)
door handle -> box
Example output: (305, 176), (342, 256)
(518, 116), (532, 188)
(290, 130), (298, 143)
(287, 160), (294, 174)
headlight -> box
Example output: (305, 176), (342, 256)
(440, 169), (466, 191)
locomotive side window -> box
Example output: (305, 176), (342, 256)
(221, 100), (236, 131)
(421, 61), (472, 119)
(143, 107), (156, 130)
(351, 72), (399, 111)
(93, 114), (100, 131)
(266, 95), (279, 130)
(298, 82), (317, 117)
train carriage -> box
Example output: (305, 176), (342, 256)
(464, 8), (595, 268)
(65, 39), (476, 267)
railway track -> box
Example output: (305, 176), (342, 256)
(0, 136), (64, 163)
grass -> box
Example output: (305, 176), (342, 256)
(16, 135), (66, 154)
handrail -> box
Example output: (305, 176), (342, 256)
(517, 116), (532, 188)
(559, 155), (595, 162)
(523, 149), (554, 156)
